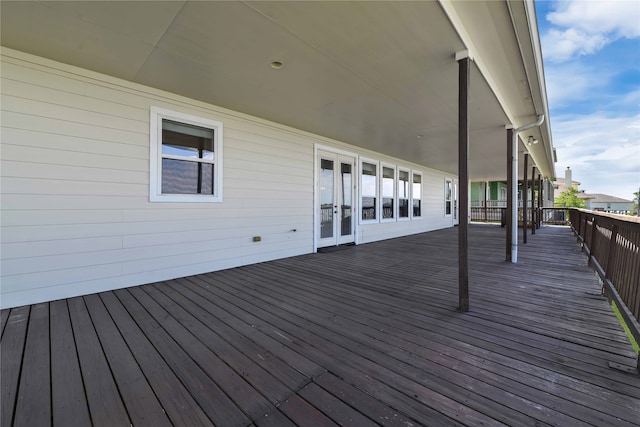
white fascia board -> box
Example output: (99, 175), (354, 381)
(507, 0), (556, 179)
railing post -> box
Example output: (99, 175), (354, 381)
(606, 224), (618, 278)
(588, 216), (598, 267)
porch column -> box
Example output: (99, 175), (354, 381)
(457, 51), (470, 312)
(523, 153), (529, 244)
(538, 172), (543, 227)
(506, 127), (514, 261)
(484, 181), (488, 221)
(531, 166), (536, 235)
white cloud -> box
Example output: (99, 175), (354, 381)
(553, 113), (640, 199)
(543, 62), (610, 107)
(541, 28), (608, 62)
(547, 0), (640, 38)
(542, 0), (640, 62)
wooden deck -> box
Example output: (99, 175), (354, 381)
(2, 225), (639, 426)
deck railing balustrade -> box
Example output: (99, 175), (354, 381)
(569, 208), (640, 360)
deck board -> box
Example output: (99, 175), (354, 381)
(13, 304), (50, 427)
(50, 300), (91, 427)
(1, 225), (639, 426)
(0, 306), (29, 427)
(67, 296), (131, 426)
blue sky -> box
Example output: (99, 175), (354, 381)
(535, 0), (640, 200)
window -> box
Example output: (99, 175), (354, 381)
(398, 169), (410, 219)
(445, 178), (452, 215)
(150, 107), (223, 202)
(382, 165), (395, 221)
(412, 172), (422, 218)
(361, 160), (378, 221)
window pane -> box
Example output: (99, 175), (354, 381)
(413, 174), (421, 200)
(382, 167), (394, 197)
(361, 162), (377, 220)
(413, 199), (421, 217)
(362, 197), (376, 220)
(162, 158), (213, 195)
(341, 163), (352, 236)
(162, 119), (214, 160)
(362, 162), (376, 176)
(413, 174), (421, 217)
(399, 199), (409, 218)
(398, 170), (409, 199)
(383, 197), (394, 219)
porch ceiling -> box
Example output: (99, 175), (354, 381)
(0, 0), (555, 181)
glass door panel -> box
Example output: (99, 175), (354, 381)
(340, 162), (352, 237)
(320, 158), (335, 239)
(317, 150), (356, 248)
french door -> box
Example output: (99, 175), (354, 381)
(317, 150), (356, 248)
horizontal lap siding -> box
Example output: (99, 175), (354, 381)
(1, 49), (456, 308)
(1, 51), (314, 308)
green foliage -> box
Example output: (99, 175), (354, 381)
(554, 187), (586, 208)
(612, 302), (640, 354)
(631, 191), (639, 216)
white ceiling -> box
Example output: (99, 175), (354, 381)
(0, 1), (555, 181)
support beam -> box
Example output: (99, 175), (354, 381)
(523, 154), (529, 244)
(506, 127), (514, 261)
(484, 181), (488, 222)
(458, 53), (470, 313)
(532, 167), (536, 235)
(538, 173), (543, 228)
(508, 114), (544, 263)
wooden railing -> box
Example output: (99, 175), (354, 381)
(541, 207), (568, 225)
(471, 207), (563, 227)
(569, 208), (640, 359)
(470, 207), (505, 223)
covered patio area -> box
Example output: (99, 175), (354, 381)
(2, 224), (639, 426)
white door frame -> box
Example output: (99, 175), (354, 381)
(314, 145), (358, 251)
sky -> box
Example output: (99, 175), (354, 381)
(535, 0), (640, 200)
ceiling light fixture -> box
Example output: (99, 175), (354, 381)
(527, 136), (538, 146)
(416, 134), (423, 139)
(270, 60), (284, 70)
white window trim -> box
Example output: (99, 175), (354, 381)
(150, 107), (223, 203)
(445, 177), (453, 217)
(397, 167), (411, 222)
(380, 162), (396, 223)
(411, 170), (423, 220)
(359, 157), (379, 224)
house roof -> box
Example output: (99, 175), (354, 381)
(554, 178), (581, 186)
(577, 193), (633, 203)
(0, 1), (555, 181)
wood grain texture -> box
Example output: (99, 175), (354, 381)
(1, 225), (639, 426)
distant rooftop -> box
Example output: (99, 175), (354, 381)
(577, 192), (633, 203)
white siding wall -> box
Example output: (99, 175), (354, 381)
(1, 49), (456, 308)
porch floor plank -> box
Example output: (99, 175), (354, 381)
(2, 225), (639, 426)
(50, 300), (91, 427)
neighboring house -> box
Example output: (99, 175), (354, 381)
(471, 179), (555, 208)
(577, 193), (634, 214)
(0, 1), (555, 308)
(553, 167), (633, 214)
(553, 166), (580, 199)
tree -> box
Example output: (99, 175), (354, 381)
(631, 190), (639, 216)
(554, 187), (586, 208)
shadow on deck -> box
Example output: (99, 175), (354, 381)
(2, 225), (639, 426)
